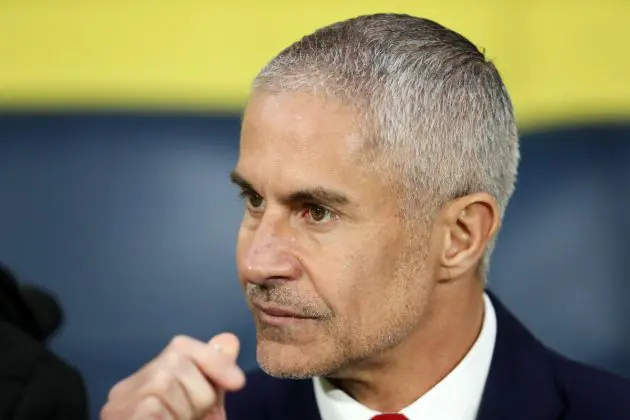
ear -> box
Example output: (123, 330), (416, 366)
(436, 193), (500, 282)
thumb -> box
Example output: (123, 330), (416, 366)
(204, 333), (243, 419)
(208, 332), (241, 362)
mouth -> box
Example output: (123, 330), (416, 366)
(251, 301), (317, 326)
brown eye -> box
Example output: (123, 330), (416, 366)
(248, 194), (264, 209)
(239, 190), (265, 212)
(304, 205), (333, 223)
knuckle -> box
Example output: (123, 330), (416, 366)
(107, 379), (128, 401)
(173, 355), (197, 378)
(99, 402), (116, 419)
(148, 368), (176, 393)
(168, 335), (192, 352)
(160, 350), (183, 371)
(134, 395), (167, 416)
(191, 390), (217, 416)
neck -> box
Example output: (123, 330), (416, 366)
(327, 280), (485, 413)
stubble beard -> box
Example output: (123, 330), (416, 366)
(256, 251), (431, 380)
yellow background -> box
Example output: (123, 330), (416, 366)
(1, 0), (629, 129)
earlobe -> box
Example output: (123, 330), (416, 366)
(438, 194), (499, 281)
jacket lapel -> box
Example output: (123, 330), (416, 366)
(270, 378), (322, 420)
(477, 291), (564, 420)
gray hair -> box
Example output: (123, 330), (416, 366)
(252, 14), (520, 279)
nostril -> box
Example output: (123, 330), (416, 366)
(255, 277), (289, 288)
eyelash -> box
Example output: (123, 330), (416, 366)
(238, 191), (337, 225)
(238, 191), (263, 208)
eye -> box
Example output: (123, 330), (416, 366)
(239, 191), (265, 212)
(302, 205), (335, 224)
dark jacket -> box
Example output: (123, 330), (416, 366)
(0, 264), (88, 420)
(225, 291), (630, 420)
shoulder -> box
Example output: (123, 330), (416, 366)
(225, 369), (316, 419)
(546, 349), (630, 418)
(488, 292), (630, 418)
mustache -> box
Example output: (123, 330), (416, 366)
(246, 283), (332, 319)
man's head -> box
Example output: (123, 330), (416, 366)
(232, 14), (519, 379)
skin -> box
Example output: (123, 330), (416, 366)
(101, 90), (499, 419)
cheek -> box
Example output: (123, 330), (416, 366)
(337, 230), (423, 317)
(321, 239), (403, 316)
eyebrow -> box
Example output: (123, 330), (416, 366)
(287, 188), (350, 207)
(229, 171), (350, 208)
(230, 171), (255, 192)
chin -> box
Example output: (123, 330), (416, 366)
(256, 334), (342, 379)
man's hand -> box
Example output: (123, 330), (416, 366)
(101, 333), (245, 420)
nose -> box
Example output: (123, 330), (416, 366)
(238, 218), (302, 286)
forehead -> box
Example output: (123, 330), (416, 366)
(237, 91), (367, 187)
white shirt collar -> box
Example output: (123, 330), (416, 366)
(313, 292), (497, 420)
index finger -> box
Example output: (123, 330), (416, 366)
(169, 335), (245, 391)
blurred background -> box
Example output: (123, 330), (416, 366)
(1, 1), (629, 418)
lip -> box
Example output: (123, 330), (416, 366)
(252, 302), (315, 326)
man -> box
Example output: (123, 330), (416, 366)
(0, 263), (89, 420)
(101, 14), (630, 420)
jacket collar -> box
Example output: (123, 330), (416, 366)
(476, 290), (564, 420)
(265, 290), (566, 420)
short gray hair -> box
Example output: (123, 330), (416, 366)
(252, 14), (520, 279)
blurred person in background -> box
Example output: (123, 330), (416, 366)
(0, 262), (88, 420)
(101, 14), (630, 420)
